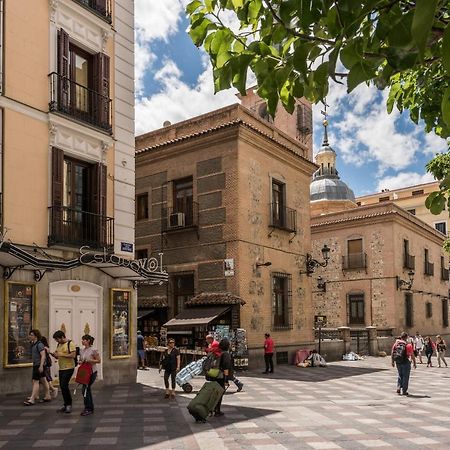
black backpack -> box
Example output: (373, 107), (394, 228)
(67, 340), (80, 367)
(392, 341), (407, 362)
(44, 349), (52, 368)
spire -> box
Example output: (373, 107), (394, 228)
(320, 103), (329, 146)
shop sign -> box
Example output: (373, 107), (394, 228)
(79, 246), (167, 277)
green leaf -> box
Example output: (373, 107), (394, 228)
(347, 62), (375, 93)
(188, 17), (214, 47)
(443, 26), (450, 77)
(231, 0), (243, 8)
(387, 10), (413, 48)
(340, 39), (362, 69)
(425, 191), (441, 209)
(293, 43), (309, 78)
(186, 0), (202, 15)
(442, 86), (450, 128)
(430, 194), (446, 215)
(411, 0), (439, 59)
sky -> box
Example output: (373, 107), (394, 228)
(134, 1), (449, 197)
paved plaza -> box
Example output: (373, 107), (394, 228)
(1, 357), (450, 449)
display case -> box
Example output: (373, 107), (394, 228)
(111, 288), (132, 359)
(4, 282), (36, 368)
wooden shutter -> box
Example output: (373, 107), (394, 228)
(51, 147), (64, 242)
(57, 29), (70, 111)
(90, 163), (107, 246)
(93, 53), (110, 130)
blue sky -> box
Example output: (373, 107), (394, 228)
(135, 1), (449, 197)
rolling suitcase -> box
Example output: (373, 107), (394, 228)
(187, 381), (224, 422)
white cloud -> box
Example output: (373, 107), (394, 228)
(135, 60), (237, 135)
(135, 42), (155, 96)
(376, 172), (435, 192)
(422, 132), (449, 157)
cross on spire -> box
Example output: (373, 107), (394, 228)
(320, 101), (330, 146)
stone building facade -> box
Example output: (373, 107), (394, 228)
(135, 102), (317, 366)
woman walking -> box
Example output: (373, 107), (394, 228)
(41, 336), (58, 399)
(159, 338), (180, 399)
(79, 335), (101, 416)
(425, 336), (435, 367)
(436, 335), (448, 368)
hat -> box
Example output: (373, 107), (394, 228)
(206, 334), (214, 339)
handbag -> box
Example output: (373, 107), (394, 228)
(75, 362), (93, 385)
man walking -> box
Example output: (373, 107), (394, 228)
(263, 333), (274, 374)
(137, 331), (148, 370)
(413, 331), (424, 364)
(391, 332), (416, 396)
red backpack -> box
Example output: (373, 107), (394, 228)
(75, 362), (93, 385)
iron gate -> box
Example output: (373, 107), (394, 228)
(350, 329), (369, 355)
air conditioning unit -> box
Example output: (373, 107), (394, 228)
(169, 212), (185, 227)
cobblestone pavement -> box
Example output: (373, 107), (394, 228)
(1, 357), (450, 449)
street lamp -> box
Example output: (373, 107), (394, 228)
(302, 244), (330, 276)
(396, 270), (415, 290)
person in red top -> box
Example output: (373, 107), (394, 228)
(205, 334), (220, 356)
(263, 333), (274, 374)
(391, 332), (416, 396)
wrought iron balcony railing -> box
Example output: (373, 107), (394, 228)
(48, 206), (114, 249)
(424, 261), (434, 276)
(162, 202), (199, 232)
(73, 0), (112, 23)
(342, 252), (367, 270)
(403, 253), (415, 270)
(49, 73), (112, 133)
(269, 203), (297, 232)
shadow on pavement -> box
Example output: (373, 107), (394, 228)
(242, 363), (388, 382)
(0, 382), (279, 450)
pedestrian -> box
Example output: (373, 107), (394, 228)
(263, 333), (274, 374)
(212, 338), (232, 417)
(79, 334), (101, 416)
(159, 338), (180, 399)
(137, 330), (148, 370)
(41, 336), (58, 399)
(24, 329), (50, 406)
(413, 331), (424, 364)
(391, 331), (416, 396)
(52, 330), (77, 413)
(436, 335), (448, 368)
(424, 336), (435, 367)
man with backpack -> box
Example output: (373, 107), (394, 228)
(391, 332), (416, 396)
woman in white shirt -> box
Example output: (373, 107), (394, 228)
(79, 335), (101, 416)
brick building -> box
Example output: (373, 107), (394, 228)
(135, 97), (317, 367)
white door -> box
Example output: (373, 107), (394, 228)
(49, 281), (103, 380)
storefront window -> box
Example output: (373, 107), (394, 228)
(4, 282), (36, 367)
(111, 289), (132, 358)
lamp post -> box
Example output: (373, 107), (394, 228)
(396, 270), (415, 290)
(302, 244), (331, 276)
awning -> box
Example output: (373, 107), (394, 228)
(163, 306), (230, 328)
(137, 309), (155, 319)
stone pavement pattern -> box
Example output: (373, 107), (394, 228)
(0, 357), (450, 449)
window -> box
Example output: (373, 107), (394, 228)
(424, 248), (434, 276)
(441, 256), (449, 281)
(407, 209), (416, 215)
(344, 238), (366, 269)
(443, 299), (449, 328)
(173, 274), (194, 315)
(412, 189), (424, 196)
(136, 193), (149, 220)
(173, 177), (193, 226)
(379, 196), (389, 202)
(272, 273), (292, 330)
(73, 0), (112, 23)
(403, 239), (415, 269)
(348, 294), (365, 325)
(426, 302), (433, 319)
(135, 248), (148, 260)
(405, 293), (413, 328)
(271, 180), (285, 227)
(435, 221), (447, 235)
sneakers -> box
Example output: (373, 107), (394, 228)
(57, 406), (67, 413)
(164, 393), (170, 399)
(214, 411), (224, 417)
(80, 410), (93, 416)
(396, 389), (401, 395)
(402, 392), (409, 396)
(64, 405), (72, 414)
(237, 383), (244, 392)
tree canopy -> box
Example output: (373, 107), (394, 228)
(187, 0), (450, 216)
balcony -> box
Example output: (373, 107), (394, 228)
(342, 252), (367, 270)
(403, 253), (415, 270)
(441, 267), (449, 281)
(424, 261), (434, 276)
(73, 0), (112, 23)
(48, 206), (114, 250)
(49, 73), (112, 133)
(269, 203), (297, 232)
(162, 202), (199, 232)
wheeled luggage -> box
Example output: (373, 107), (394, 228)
(176, 357), (206, 392)
(187, 381), (224, 422)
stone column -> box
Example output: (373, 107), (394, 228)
(366, 326), (378, 356)
(338, 326), (351, 354)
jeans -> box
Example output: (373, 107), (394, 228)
(59, 368), (74, 406)
(164, 369), (176, 389)
(396, 361), (411, 393)
(264, 353), (274, 373)
(426, 351), (433, 366)
(82, 371), (97, 411)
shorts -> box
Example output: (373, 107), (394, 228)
(138, 349), (145, 360)
(32, 366), (45, 381)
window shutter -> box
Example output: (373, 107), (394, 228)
(90, 163), (107, 246)
(93, 53), (110, 130)
(57, 29), (70, 111)
(95, 0), (107, 15)
(51, 147), (64, 241)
